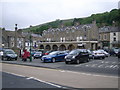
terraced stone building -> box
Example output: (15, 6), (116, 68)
(39, 21), (99, 51)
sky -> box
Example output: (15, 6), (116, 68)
(0, 0), (120, 30)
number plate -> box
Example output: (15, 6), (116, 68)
(66, 59), (71, 61)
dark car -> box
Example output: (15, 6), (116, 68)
(118, 49), (120, 58)
(2, 49), (18, 61)
(64, 49), (89, 64)
(41, 51), (67, 63)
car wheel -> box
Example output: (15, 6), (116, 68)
(15, 58), (17, 60)
(65, 61), (69, 64)
(2, 56), (4, 61)
(102, 57), (105, 59)
(76, 59), (80, 64)
(52, 58), (56, 63)
(86, 58), (89, 62)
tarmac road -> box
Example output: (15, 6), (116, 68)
(2, 63), (119, 88)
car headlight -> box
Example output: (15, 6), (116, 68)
(65, 56), (67, 59)
(15, 54), (17, 57)
(72, 56), (76, 59)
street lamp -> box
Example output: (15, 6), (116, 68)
(29, 26), (32, 62)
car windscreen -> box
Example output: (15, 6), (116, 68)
(69, 50), (80, 55)
(35, 52), (42, 54)
(49, 51), (59, 55)
(5, 51), (15, 54)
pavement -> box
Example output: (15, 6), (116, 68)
(0, 57), (66, 69)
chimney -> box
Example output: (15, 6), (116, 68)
(92, 20), (96, 24)
(112, 21), (116, 27)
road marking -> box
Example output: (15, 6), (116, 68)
(31, 77), (63, 88)
(113, 65), (119, 69)
(3, 71), (66, 88)
(3, 71), (26, 78)
(26, 77), (34, 80)
(59, 70), (66, 72)
(105, 61), (109, 64)
(98, 65), (104, 68)
(91, 64), (98, 67)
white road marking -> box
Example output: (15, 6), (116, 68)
(26, 77), (34, 80)
(3, 71), (26, 78)
(105, 61), (109, 64)
(59, 70), (66, 72)
(85, 64), (89, 67)
(91, 64), (98, 67)
(98, 65), (104, 68)
(109, 65), (114, 68)
(113, 65), (119, 69)
(32, 77), (63, 88)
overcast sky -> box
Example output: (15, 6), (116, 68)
(1, 0), (119, 30)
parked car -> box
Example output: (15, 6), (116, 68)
(43, 50), (53, 55)
(31, 49), (37, 56)
(64, 49), (89, 64)
(63, 50), (70, 55)
(41, 51), (67, 63)
(33, 51), (42, 59)
(0, 50), (3, 56)
(109, 48), (119, 56)
(97, 49), (109, 57)
(92, 50), (105, 59)
(87, 50), (94, 59)
(2, 49), (18, 61)
(118, 49), (120, 58)
(113, 48), (119, 56)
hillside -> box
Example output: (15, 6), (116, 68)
(23, 9), (120, 35)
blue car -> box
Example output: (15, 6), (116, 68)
(41, 51), (67, 63)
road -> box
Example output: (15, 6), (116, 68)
(2, 72), (73, 89)
(1, 56), (119, 76)
(2, 63), (119, 88)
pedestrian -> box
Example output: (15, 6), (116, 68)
(22, 49), (30, 62)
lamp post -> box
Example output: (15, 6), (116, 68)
(29, 26), (32, 62)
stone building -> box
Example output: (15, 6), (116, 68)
(99, 26), (120, 49)
(39, 21), (99, 51)
(2, 28), (25, 49)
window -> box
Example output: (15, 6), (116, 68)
(113, 33), (116, 36)
(113, 37), (116, 41)
(104, 34), (107, 40)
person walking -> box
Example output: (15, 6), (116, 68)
(22, 49), (30, 62)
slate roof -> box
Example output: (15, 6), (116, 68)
(99, 26), (120, 33)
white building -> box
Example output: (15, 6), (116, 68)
(110, 27), (120, 48)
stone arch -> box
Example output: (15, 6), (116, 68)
(39, 45), (44, 49)
(59, 44), (66, 51)
(45, 45), (51, 51)
(68, 44), (75, 51)
(77, 45), (85, 49)
(52, 45), (58, 51)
